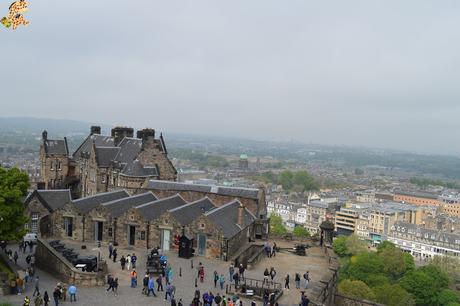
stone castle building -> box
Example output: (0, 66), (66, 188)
(40, 126), (177, 198)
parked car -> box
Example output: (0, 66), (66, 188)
(23, 233), (38, 245)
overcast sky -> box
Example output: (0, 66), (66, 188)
(2, 1), (460, 154)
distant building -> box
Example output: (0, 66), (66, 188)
(388, 221), (460, 260)
(393, 191), (440, 206)
(335, 203), (373, 236)
(439, 195), (460, 218)
(354, 190), (376, 203)
(238, 154), (249, 170)
(304, 200), (335, 234)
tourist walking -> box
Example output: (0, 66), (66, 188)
(126, 254), (131, 270)
(68, 284), (77, 302)
(113, 278), (119, 294)
(157, 274), (164, 291)
(233, 272), (240, 289)
(43, 291), (50, 306)
(300, 292), (310, 306)
(17, 276), (24, 295)
(239, 264), (245, 280)
(33, 276), (40, 296)
(284, 274), (290, 289)
(108, 242), (113, 259)
(263, 268), (269, 286)
(271, 242), (277, 257)
(131, 253), (137, 269)
(219, 274), (225, 290)
(142, 274), (149, 294)
(229, 263), (235, 282)
(214, 270), (219, 288)
(303, 271), (310, 289)
(130, 270), (138, 288)
(147, 276), (157, 297)
(14, 251), (19, 265)
(52, 287), (60, 306)
(270, 267), (276, 282)
(165, 282), (174, 301)
(120, 255), (126, 270)
(23, 295), (30, 306)
(295, 273), (301, 289)
(112, 248), (118, 263)
(106, 275), (115, 292)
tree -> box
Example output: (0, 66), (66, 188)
(437, 289), (459, 306)
(400, 265), (450, 306)
(430, 255), (460, 282)
(293, 226), (310, 238)
(373, 284), (415, 306)
(0, 167), (29, 241)
(346, 252), (384, 284)
(292, 170), (319, 192)
(279, 171), (294, 191)
(333, 236), (349, 257)
(269, 213), (287, 235)
(354, 168), (364, 175)
(345, 234), (367, 256)
(338, 279), (375, 301)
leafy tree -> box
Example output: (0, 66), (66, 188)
(346, 252), (384, 284)
(345, 234), (367, 256)
(365, 274), (390, 288)
(333, 236), (349, 257)
(373, 284), (415, 306)
(438, 289), (459, 305)
(0, 167), (29, 241)
(400, 265), (450, 306)
(293, 226), (310, 238)
(269, 213), (287, 235)
(279, 171), (294, 191)
(430, 255), (460, 282)
(292, 170), (319, 192)
(402, 253), (415, 273)
(338, 279), (375, 301)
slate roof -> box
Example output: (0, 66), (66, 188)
(395, 190), (439, 200)
(169, 197), (216, 225)
(115, 137), (142, 164)
(25, 189), (72, 212)
(205, 200), (256, 238)
(147, 180), (260, 199)
(102, 192), (158, 218)
(73, 190), (130, 214)
(73, 135), (114, 159)
(96, 147), (120, 167)
(120, 160), (159, 177)
(136, 194), (187, 221)
(391, 221), (460, 246)
(43, 139), (68, 155)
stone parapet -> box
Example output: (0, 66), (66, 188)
(35, 238), (107, 287)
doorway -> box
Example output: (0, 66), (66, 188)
(95, 221), (103, 241)
(128, 225), (136, 246)
(161, 229), (170, 251)
(64, 217), (73, 237)
(197, 234), (206, 256)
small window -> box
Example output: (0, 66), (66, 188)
(50, 162), (54, 170)
(108, 227), (113, 237)
(101, 175), (106, 183)
(200, 223), (205, 229)
(58, 161), (62, 171)
(140, 231), (146, 240)
(130, 215), (135, 221)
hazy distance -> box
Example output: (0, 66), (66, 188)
(1, 0), (460, 155)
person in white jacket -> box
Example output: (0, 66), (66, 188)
(126, 254), (132, 271)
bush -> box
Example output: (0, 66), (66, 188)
(293, 226), (310, 238)
(373, 284), (415, 306)
(333, 236), (348, 257)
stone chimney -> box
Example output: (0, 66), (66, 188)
(138, 128), (155, 149)
(90, 126), (101, 135)
(237, 203), (245, 228)
(111, 126), (134, 146)
(42, 130), (48, 141)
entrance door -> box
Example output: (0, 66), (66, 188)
(161, 229), (170, 251)
(95, 222), (103, 241)
(197, 234), (206, 256)
(64, 217), (73, 237)
(128, 225), (136, 246)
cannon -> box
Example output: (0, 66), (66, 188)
(73, 255), (98, 272)
(146, 248), (167, 274)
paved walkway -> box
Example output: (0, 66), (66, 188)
(2, 239), (329, 306)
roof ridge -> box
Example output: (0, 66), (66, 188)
(135, 193), (182, 209)
(73, 189), (128, 203)
(205, 199), (240, 216)
(169, 197), (213, 213)
(101, 191), (154, 207)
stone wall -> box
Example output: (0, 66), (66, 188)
(35, 238), (106, 287)
(335, 295), (384, 306)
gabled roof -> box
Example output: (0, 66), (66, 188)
(147, 180), (261, 200)
(73, 134), (114, 159)
(205, 200), (255, 238)
(25, 189), (72, 212)
(136, 194), (187, 221)
(73, 190), (130, 214)
(102, 191), (158, 218)
(120, 160), (159, 177)
(114, 137), (142, 164)
(43, 139), (68, 155)
(95, 147), (120, 167)
(169, 197), (216, 225)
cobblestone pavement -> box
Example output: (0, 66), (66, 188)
(2, 239), (329, 306)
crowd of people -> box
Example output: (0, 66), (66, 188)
(2, 239), (312, 306)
